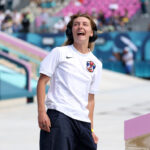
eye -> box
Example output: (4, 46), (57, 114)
(83, 23), (89, 26)
(73, 22), (79, 26)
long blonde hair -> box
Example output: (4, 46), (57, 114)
(63, 13), (97, 51)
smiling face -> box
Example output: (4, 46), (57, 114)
(72, 17), (93, 45)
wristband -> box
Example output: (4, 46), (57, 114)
(91, 128), (94, 132)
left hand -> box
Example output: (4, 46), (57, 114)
(92, 132), (99, 144)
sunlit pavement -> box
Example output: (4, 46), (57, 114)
(0, 69), (150, 150)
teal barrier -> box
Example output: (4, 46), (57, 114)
(0, 44), (40, 65)
(12, 32), (150, 60)
(0, 52), (37, 102)
(134, 61), (150, 78)
(12, 32), (150, 78)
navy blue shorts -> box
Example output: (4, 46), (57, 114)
(40, 109), (97, 150)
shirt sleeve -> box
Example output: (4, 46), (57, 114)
(39, 47), (60, 77)
(89, 61), (102, 94)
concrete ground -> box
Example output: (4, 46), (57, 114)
(0, 69), (150, 150)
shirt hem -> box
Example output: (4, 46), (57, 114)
(46, 106), (91, 123)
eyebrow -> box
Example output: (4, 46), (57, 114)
(73, 21), (89, 24)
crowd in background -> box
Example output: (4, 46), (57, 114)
(0, 0), (150, 34)
(109, 46), (135, 75)
(0, 6), (131, 34)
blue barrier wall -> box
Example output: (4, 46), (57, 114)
(93, 32), (150, 62)
(12, 32), (150, 78)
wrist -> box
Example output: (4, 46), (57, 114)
(38, 107), (46, 114)
(91, 128), (94, 133)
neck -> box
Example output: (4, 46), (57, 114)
(73, 43), (90, 54)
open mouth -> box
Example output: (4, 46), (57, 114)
(77, 32), (85, 36)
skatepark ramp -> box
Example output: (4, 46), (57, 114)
(0, 31), (48, 79)
(0, 32), (48, 102)
(125, 113), (150, 150)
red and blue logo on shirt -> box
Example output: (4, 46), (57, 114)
(86, 61), (96, 72)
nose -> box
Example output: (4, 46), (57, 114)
(78, 23), (83, 29)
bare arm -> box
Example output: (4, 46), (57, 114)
(87, 93), (99, 144)
(37, 74), (51, 132)
(87, 94), (95, 129)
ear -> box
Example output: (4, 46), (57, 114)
(90, 30), (94, 37)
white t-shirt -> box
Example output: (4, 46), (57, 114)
(40, 44), (102, 122)
(122, 52), (134, 66)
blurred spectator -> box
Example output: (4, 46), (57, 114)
(116, 20), (128, 32)
(107, 11), (121, 29)
(12, 10), (22, 25)
(35, 15), (43, 32)
(3, 10), (12, 22)
(64, 13), (71, 25)
(40, 20), (49, 33)
(110, 46), (122, 61)
(140, 0), (149, 17)
(6, 0), (13, 10)
(91, 10), (99, 26)
(105, 20), (115, 32)
(21, 12), (30, 33)
(1, 9), (13, 33)
(36, 8), (49, 32)
(122, 47), (134, 75)
(122, 9), (129, 25)
(98, 10), (106, 25)
(39, 8), (49, 24)
(98, 21), (106, 33)
(0, 0), (6, 11)
(109, 0), (119, 24)
(26, 10), (35, 32)
(26, 11), (34, 24)
(53, 17), (66, 33)
(0, 10), (5, 30)
(12, 21), (22, 32)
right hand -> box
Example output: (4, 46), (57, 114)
(38, 112), (51, 132)
(92, 132), (99, 144)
